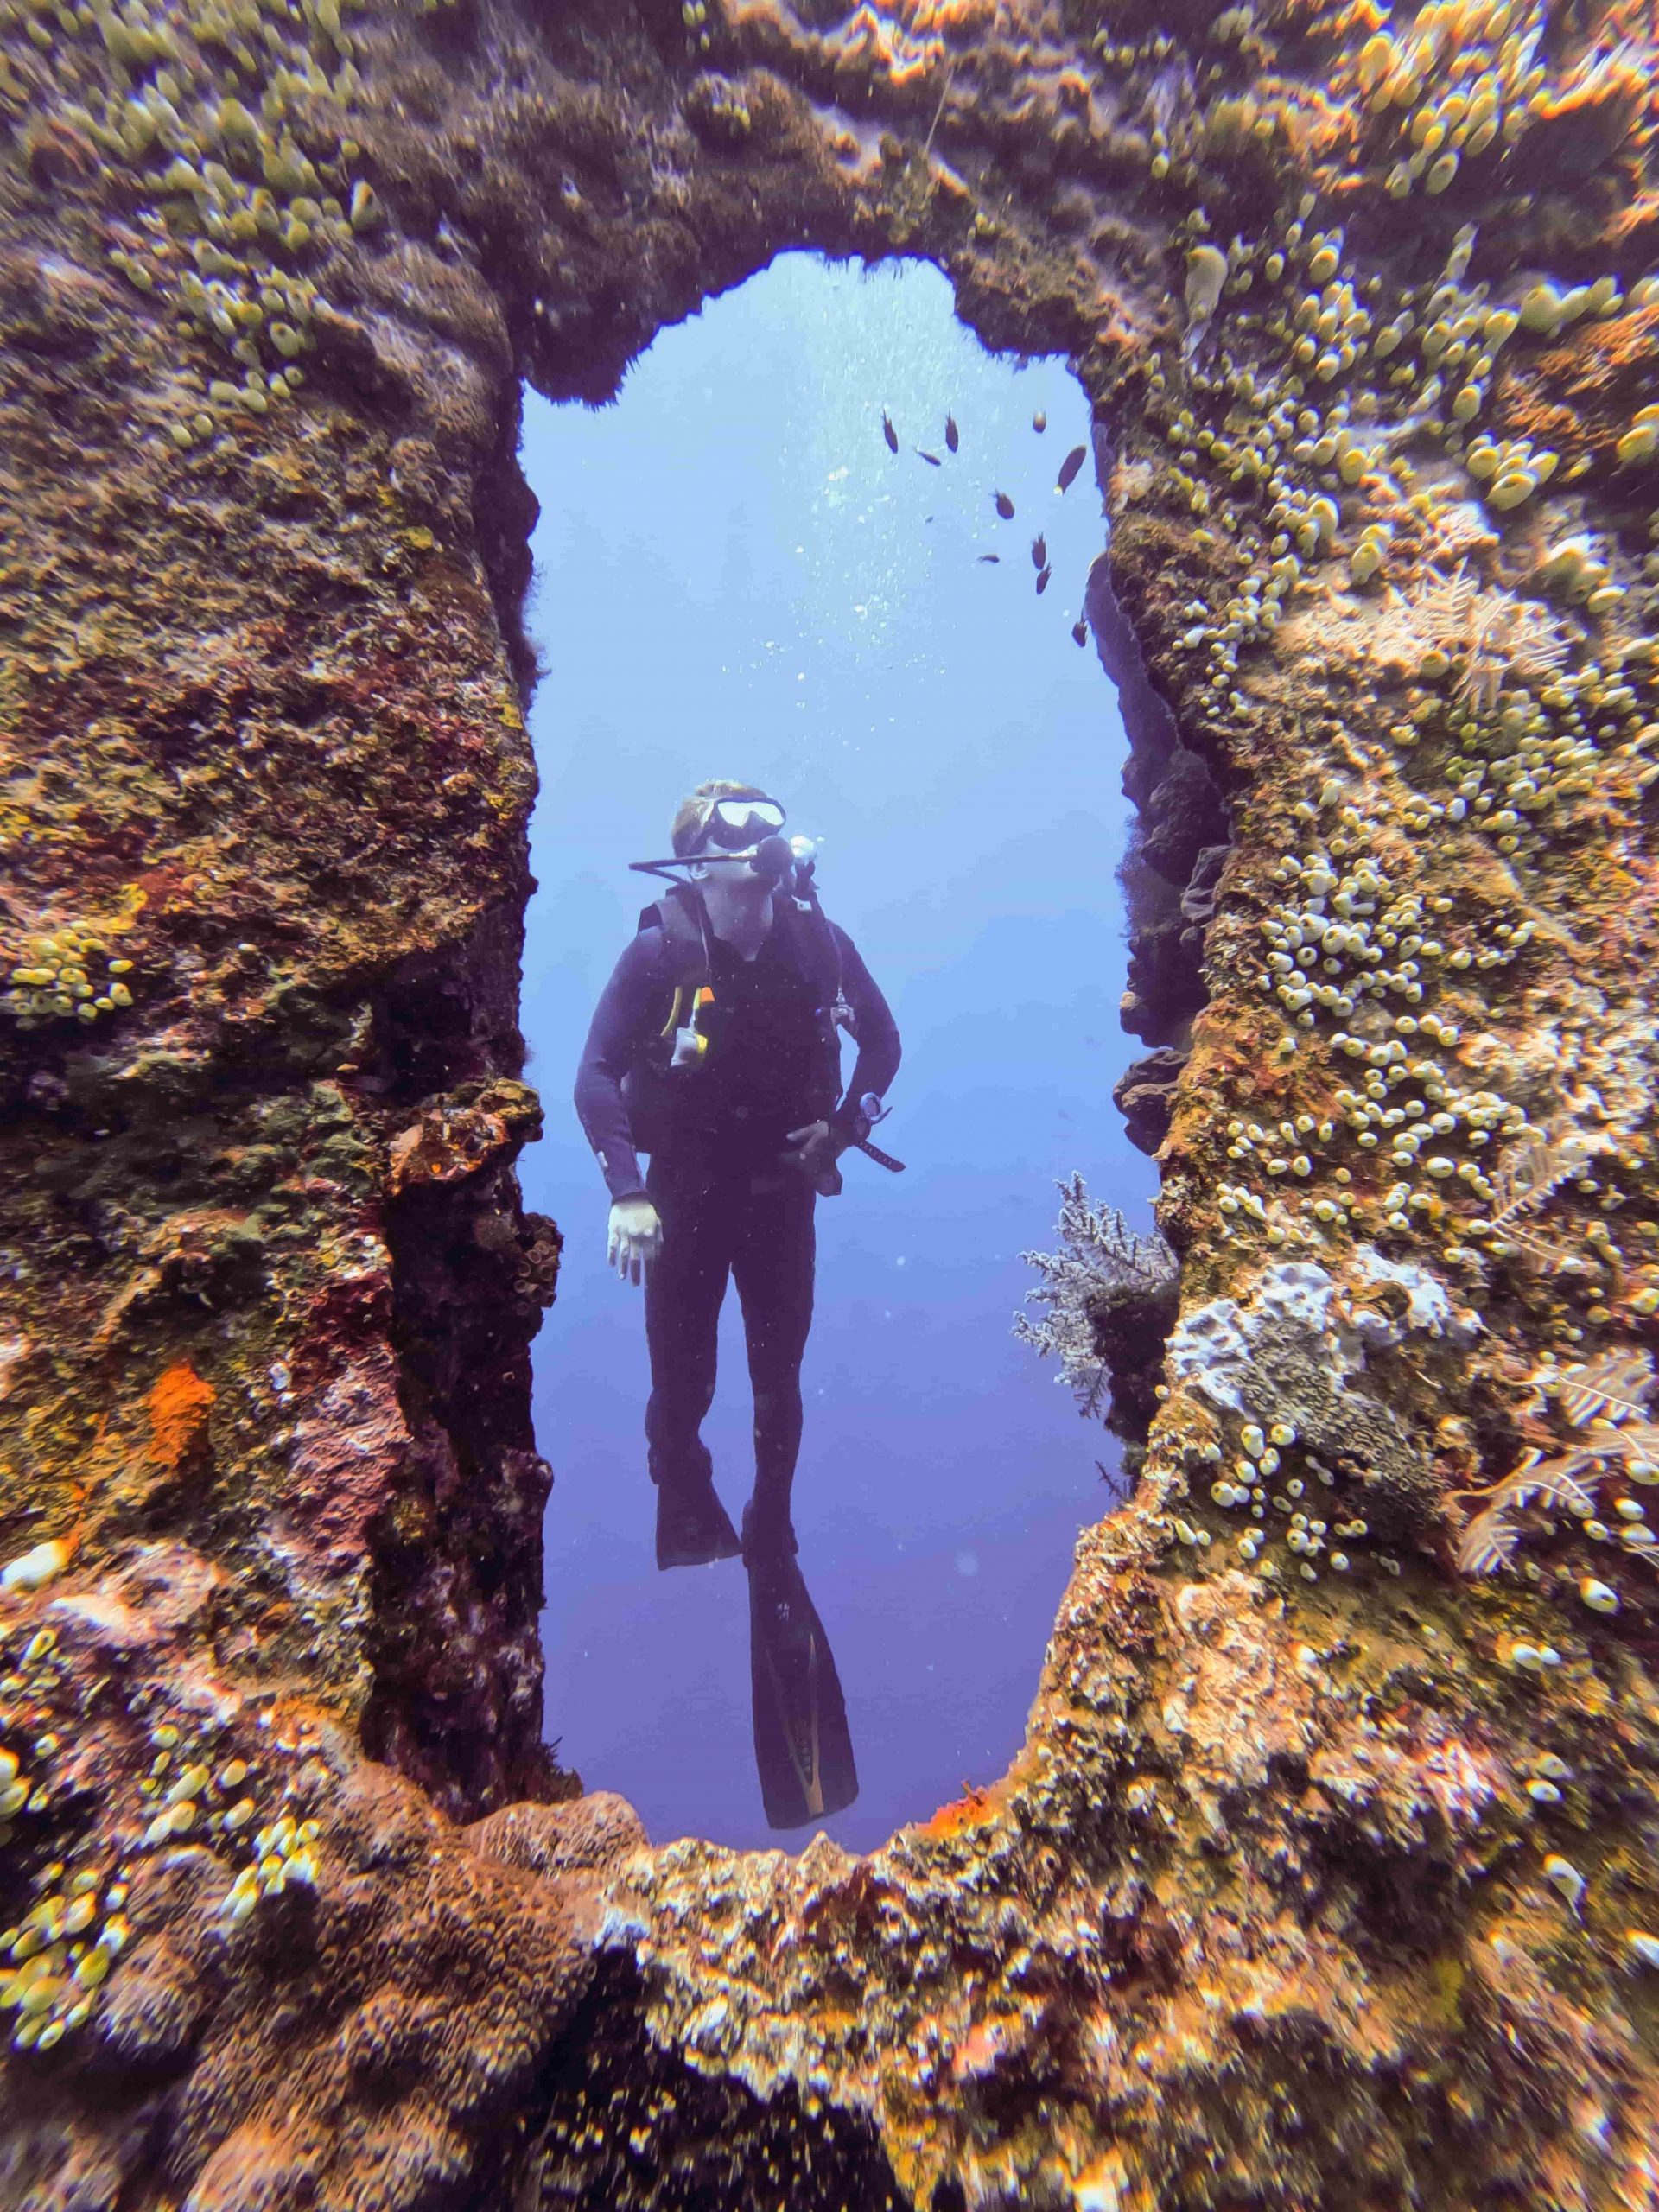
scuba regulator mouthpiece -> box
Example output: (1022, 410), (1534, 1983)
(749, 834), (796, 884)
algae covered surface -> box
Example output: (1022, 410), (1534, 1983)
(3, 0), (1659, 2203)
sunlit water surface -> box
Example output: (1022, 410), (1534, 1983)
(521, 253), (1155, 1853)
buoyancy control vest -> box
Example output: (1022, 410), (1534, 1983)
(620, 881), (852, 1160)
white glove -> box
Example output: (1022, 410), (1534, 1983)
(607, 1195), (662, 1286)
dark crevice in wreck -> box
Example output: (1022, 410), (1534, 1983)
(515, 1953), (910, 2212)
(1065, 514), (1228, 1461)
(1085, 549), (1232, 1166)
(365, 906), (571, 1816)
(473, 378), (545, 701)
(372, 1138), (565, 1816)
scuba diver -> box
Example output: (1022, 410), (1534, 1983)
(574, 779), (901, 1826)
(575, 778), (901, 1564)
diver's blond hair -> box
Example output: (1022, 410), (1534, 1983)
(670, 779), (774, 856)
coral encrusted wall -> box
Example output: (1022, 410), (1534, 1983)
(4, 0), (1659, 2203)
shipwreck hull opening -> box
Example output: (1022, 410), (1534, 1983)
(515, 242), (1177, 1849)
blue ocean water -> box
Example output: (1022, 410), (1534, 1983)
(519, 254), (1156, 1853)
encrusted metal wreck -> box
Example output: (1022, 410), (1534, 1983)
(3, 0), (1658, 2203)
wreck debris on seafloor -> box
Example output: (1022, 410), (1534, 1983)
(3, 0), (1659, 2203)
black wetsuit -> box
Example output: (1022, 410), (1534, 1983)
(575, 903), (900, 1529)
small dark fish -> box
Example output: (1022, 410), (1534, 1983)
(917, 448), (942, 466)
(1031, 532), (1047, 570)
(944, 412), (959, 453)
(994, 491), (1014, 519)
(1036, 565), (1052, 595)
(1056, 444), (1086, 493)
(976, 552), (1001, 563)
(882, 411), (898, 454)
(1071, 619), (1088, 646)
(1033, 409), (1047, 433)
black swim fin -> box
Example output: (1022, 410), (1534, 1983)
(655, 1482), (741, 1571)
(746, 1552), (857, 1829)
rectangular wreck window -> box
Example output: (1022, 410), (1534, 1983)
(519, 253), (1157, 1853)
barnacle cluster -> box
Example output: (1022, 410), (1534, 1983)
(1332, 0), (1656, 207)
(1149, 177), (1659, 1404)
(1173, 1414), (1390, 1585)
(1255, 843), (1462, 1037)
(1, 1690), (320, 2055)
(1172, 1331), (1659, 1618)
(1355, 0), (1549, 200)
(138, 1723), (249, 1844)
(0, 0), (381, 451)
(134, 1702), (321, 1911)
(1152, 183), (1659, 882)
(0, 1727), (41, 1839)
(0, 1516), (327, 2055)
(217, 1805), (320, 1919)
(1160, 205), (1659, 735)
(1374, 587), (1658, 864)
(1, 1861), (134, 2053)
(1217, 824), (1568, 1255)
(0, 1623), (64, 1851)
(680, 0), (714, 53)
(3, 915), (140, 1031)
(0, 1617), (131, 2056)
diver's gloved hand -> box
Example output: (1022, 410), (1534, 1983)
(784, 1121), (845, 1197)
(607, 1195), (662, 1285)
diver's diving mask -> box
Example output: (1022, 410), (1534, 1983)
(628, 795), (795, 884)
(696, 796), (787, 850)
